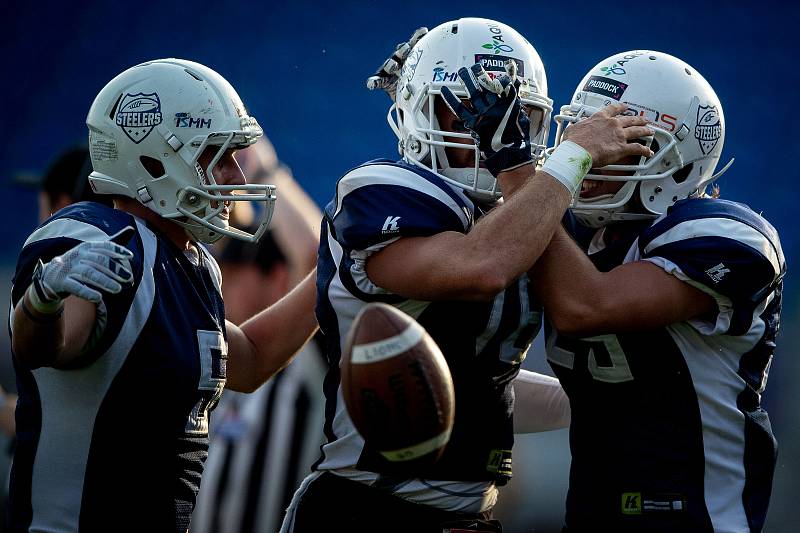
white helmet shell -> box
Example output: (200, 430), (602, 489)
(390, 18), (552, 201)
(86, 58), (276, 243)
(552, 50), (727, 227)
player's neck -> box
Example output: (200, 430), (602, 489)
(113, 197), (195, 251)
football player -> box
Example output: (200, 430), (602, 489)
(281, 19), (653, 533)
(8, 59), (317, 532)
(531, 51), (785, 532)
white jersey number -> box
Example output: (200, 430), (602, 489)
(185, 330), (228, 435)
(546, 332), (634, 383)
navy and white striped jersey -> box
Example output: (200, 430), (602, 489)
(548, 198), (784, 532)
(314, 160), (539, 513)
(8, 202), (227, 532)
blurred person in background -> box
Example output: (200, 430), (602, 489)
(230, 137), (320, 287)
(37, 147), (113, 223)
(192, 138), (326, 533)
(533, 51), (785, 532)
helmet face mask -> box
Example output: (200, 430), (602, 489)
(86, 58), (276, 243)
(388, 18), (553, 202)
(550, 50), (727, 228)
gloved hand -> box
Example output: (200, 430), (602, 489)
(366, 26), (428, 101)
(27, 226), (135, 314)
(440, 61), (532, 177)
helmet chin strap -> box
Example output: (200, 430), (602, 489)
(182, 225), (225, 244)
(176, 211), (228, 244)
(698, 157), (735, 190)
(577, 192), (616, 203)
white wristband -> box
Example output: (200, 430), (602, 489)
(27, 278), (63, 314)
(27, 285), (63, 314)
(541, 140), (592, 196)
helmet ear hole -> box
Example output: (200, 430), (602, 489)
(673, 163), (693, 184)
(139, 156), (165, 179)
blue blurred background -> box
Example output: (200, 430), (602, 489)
(2, 0), (797, 531)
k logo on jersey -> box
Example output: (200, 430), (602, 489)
(116, 92), (163, 144)
(694, 104), (721, 155)
(382, 216), (401, 234)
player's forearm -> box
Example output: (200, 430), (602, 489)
(530, 226), (606, 336)
(11, 292), (66, 369)
(532, 227), (717, 336)
(465, 171), (572, 291)
(12, 293), (97, 369)
(226, 270), (318, 392)
(366, 171), (572, 302)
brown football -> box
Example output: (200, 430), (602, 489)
(341, 302), (455, 462)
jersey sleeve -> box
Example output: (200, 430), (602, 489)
(638, 199), (785, 336)
(11, 202), (145, 367)
(328, 163), (472, 252)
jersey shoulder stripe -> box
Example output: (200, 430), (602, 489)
(327, 161), (473, 251)
(336, 159), (474, 219)
(27, 202), (137, 245)
(332, 160), (472, 226)
(12, 203), (153, 367)
(358, 159), (474, 215)
(640, 198), (784, 272)
(13, 203), (142, 305)
(639, 199), (784, 303)
(17, 217), (157, 532)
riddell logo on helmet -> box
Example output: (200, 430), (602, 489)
(116, 93), (163, 144)
(474, 55), (525, 77)
(583, 76), (628, 101)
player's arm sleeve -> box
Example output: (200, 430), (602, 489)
(513, 369), (570, 433)
(330, 167), (471, 251)
(11, 216), (143, 368)
(638, 216), (784, 336)
(325, 166), (472, 300)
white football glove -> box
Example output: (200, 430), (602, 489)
(27, 226), (135, 314)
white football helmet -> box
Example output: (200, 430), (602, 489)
(552, 50), (732, 227)
(389, 18), (552, 201)
(86, 58), (276, 243)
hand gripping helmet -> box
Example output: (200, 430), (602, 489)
(552, 50), (731, 227)
(390, 18), (552, 201)
(86, 58), (276, 243)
